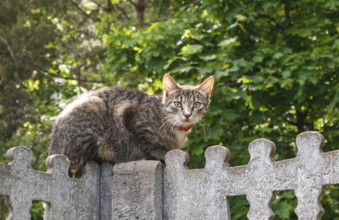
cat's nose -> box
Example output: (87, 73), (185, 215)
(184, 113), (191, 119)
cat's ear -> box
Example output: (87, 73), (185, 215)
(197, 76), (214, 96)
(163, 74), (180, 96)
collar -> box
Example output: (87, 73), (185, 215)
(177, 125), (193, 132)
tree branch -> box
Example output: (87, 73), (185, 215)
(126, 0), (137, 7)
(136, 0), (146, 27)
(71, 1), (100, 22)
(115, 4), (130, 19)
(103, 0), (113, 13)
(125, 0), (146, 27)
(285, 119), (298, 126)
(0, 36), (16, 60)
(22, 57), (104, 84)
(283, 0), (292, 27)
(35, 65), (104, 84)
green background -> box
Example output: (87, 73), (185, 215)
(1, 0), (339, 219)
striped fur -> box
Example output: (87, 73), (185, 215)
(49, 75), (214, 175)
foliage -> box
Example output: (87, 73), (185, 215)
(0, 0), (339, 219)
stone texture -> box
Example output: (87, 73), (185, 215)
(111, 160), (163, 220)
(164, 131), (339, 220)
(2, 131), (339, 219)
(163, 146), (230, 220)
(0, 146), (100, 220)
(294, 132), (325, 219)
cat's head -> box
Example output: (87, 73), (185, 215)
(162, 74), (214, 131)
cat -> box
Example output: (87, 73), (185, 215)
(49, 74), (214, 176)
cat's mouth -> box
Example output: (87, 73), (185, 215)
(176, 119), (194, 131)
(176, 125), (193, 132)
(175, 115), (198, 129)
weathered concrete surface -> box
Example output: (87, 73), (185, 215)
(111, 160), (163, 220)
(0, 146), (100, 220)
(164, 131), (339, 220)
(1, 131), (339, 219)
(163, 146), (230, 220)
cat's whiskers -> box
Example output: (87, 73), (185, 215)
(171, 119), (180, 130)
(160, 116), (175, 131)
(185, 138), (191, 146)
(49, 74), (214, 171)
(196, 120), (210, 141)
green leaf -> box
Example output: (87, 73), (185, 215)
(218, 37), (239, 48)
(274, 201), (294, 219)
(200, 54), (216, 61)
(222, 109), (239, 121)
(180, 44), (203, 56)
(252, 55), (264, 63)
(111, 0), (120, 5)
(273, 52), (283, 59)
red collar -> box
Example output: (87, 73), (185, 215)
(177, 125), (193, 132)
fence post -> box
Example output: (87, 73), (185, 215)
(164, 146), (231, 220)
(3, 131), (339, 219)
(111, 160), (163, 219)
(0, 146), (101, 220)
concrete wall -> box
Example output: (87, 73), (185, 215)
(1, 131), (339, 219)
(0, 147), (100, 220)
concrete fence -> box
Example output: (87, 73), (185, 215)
(1, 131), (339, 219)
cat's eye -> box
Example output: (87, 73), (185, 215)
(173, 101), (182, 108)
(193, 102), (201, 108)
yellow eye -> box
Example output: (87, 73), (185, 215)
(174, 101), (182, 107)
(193, 102), (201, 108)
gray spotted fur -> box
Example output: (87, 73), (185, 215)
(49, 75), (214, 174)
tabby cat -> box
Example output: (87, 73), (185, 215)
(49, 74), (214, 176)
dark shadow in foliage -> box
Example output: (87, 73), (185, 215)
(272, 190), (297, 220)
(0, 195), (9, 220)
(30, 200), (44, 220)
(321, 185), (339, 220)
(228, 195), (250, 220)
